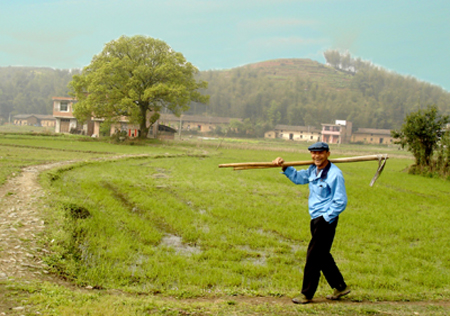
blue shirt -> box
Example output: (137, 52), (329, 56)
(282, 162), (347, 223)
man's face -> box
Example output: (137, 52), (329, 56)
(310, 150), (330, 169)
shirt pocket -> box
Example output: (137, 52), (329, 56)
(317, 181), (331, 199)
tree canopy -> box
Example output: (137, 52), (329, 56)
(69, 35), (209, 138)
(391, 105), (449, 167)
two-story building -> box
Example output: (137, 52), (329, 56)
(52, 97), (94, 135)
(321, 120), (353, 144)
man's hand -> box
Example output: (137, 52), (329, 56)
(272, 157), (285, 166)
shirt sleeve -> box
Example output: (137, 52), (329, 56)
(322, 170), (347, 223)
(282, 166), (310, 185)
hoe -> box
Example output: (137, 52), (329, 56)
(219, 154), (389, 186)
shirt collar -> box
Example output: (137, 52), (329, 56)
(316, 161), (331, 180)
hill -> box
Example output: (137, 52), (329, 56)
(244, 58), (353, 90)
(190, 57), (450, 135)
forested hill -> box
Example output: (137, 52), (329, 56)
(189, 57), (450, 135)
(0, 67), (79, 120)
(1, 56), (449, 136)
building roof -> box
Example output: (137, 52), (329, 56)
(14, 114), (55, 120)
(158, 124), (177, 133)
(14, 114), (36, 119)
(160, 113), (241, 124)
(35, 114), (56, 120)
(354, 128), (392, 135)
(274, 124), (320, 133)
(52, 97), (76, 101)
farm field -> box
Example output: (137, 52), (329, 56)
(1, 132), (449, 315)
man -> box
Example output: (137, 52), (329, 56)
(272, 141), (350, 304)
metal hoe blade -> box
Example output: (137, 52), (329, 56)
(370, 154), (388, 187)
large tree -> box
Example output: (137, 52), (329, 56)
(69, 35), (209, 138)
(391, 105), (449, 167)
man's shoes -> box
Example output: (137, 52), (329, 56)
(292, 294), (313, 304)
(326, 286), (351, 300)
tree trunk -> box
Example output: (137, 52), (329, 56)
(139, 105), (149, 139)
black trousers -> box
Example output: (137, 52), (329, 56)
(301, 216), (346, 299)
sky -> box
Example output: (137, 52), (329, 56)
(1, 0), (449, 91)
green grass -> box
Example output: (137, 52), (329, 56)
(0, 124), (54, 134)
(2, 132), (450, 315)
(40, 142), (450, 300)
(0, 132), (188, 185)
(5, 280), (449, 316)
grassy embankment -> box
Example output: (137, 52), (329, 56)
(1, 132), (449, 315)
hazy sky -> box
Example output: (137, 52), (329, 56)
(1, 0), (449, 90)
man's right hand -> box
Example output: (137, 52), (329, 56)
(272, 157), (285, 166)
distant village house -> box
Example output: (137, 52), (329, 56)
(52, 97), (175, 139)
(264, 125), (321, 142)
(159, 113), (241, 133)
(351, 128), (394, 145)
(266, 120), (396, 145)
(13, 114), (55, 127)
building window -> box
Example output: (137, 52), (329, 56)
(60, 102), (69, 112)
(310, 136), (313, 140)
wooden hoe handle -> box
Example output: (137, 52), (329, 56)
(219, 154), (389, 171)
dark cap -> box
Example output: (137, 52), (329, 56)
(308, 142), (329, 152)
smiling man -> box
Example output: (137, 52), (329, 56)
(272, 141), (350, 304)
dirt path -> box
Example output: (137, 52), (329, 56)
(0, 161), (79, 313)
(0, 155), (152, 280)
(0, 162), (73, 281)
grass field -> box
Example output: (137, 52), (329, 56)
(1, 131), (449, 315)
